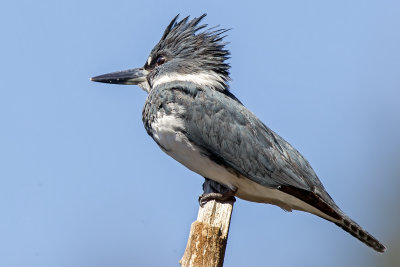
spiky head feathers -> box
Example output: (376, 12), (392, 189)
(144, 14), (231, 91)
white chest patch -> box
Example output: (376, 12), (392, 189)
(151, 104), (187, 152)
(151, 111), (239, 189)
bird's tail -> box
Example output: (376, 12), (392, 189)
(334, 215), (386, 253)
(279, 185), (386, 252)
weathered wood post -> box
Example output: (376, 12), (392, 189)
(180, 198), (235, 267)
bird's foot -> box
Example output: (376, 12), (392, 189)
(199, 178), (237, 207)
(198, 191), (236, 207)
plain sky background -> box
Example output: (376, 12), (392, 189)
(1, 1), (399, 266)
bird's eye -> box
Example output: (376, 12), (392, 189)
(156, 56), (166, 66)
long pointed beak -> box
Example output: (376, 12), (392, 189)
(90, 68), (148, 85)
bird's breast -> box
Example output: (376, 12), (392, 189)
(144, 100), (236, 189)
(151, 110), (188, 152)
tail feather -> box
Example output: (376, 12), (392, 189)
(335, 216), (386, 253)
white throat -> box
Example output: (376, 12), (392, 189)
(152, 71), (226, 91)
(138, 80), (151, 93)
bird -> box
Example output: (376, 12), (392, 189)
(91, 14), (386, 253)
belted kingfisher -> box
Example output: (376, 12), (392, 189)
(91, 14), (386, 253)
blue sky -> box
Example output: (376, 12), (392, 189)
(1, 1), (399, 266)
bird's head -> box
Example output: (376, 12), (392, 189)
(91, 14), (230, 93)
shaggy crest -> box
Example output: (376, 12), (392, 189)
(147, 14), (231, 90)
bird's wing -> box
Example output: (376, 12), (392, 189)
(171, 87), (339, 210)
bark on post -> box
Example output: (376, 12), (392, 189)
(180, 199), (234, 267)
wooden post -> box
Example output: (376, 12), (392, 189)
(180, 199), (235, 267)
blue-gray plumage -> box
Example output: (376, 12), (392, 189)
(91, 14), (386, 253)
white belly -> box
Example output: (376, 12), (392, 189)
(151, 113), (339, 223)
